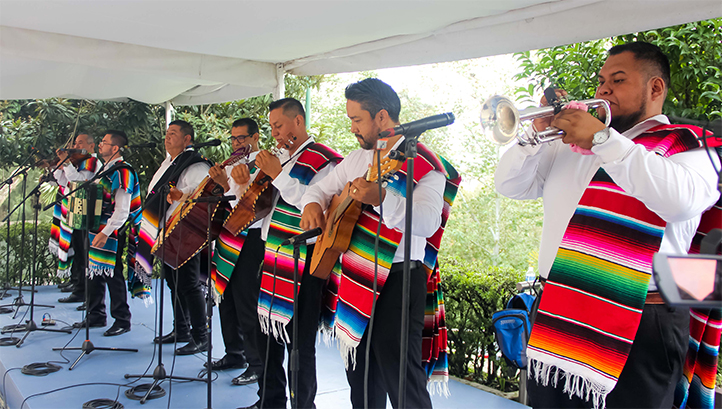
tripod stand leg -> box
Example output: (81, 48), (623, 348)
(69, 351), (88, 370)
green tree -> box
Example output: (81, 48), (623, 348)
(513, 18), (722, 121)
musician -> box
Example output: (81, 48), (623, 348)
(206, 118), (266, 385)
(135, 120), (212, 354)
(494, 42), (721, 408)
(51, 133), (101, 305)
(300, 78), (460, 409)
(240, 98), (342, 409)
(72, 130), (140, 336)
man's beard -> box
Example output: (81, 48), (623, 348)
(356, 133), (376, 150)
(606, 89), (648, 134)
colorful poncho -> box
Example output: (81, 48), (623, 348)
(87, 161), (142, 284)
(132, 150), (209, 292)
(48, 156), (101, 277)
(320, 142), (460, 394)
(527, 125), (721, 409)
(257, 143), (342, 341)
(675, 152), (722, 409)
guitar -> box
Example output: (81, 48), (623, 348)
(152, 145), (252, 269)
(310, 155), (405, 279)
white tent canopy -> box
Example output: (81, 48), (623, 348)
(1, 0), (720, 105)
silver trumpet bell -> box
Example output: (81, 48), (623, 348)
(480, 95), (612, 146)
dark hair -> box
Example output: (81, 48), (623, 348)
(268, 98), (306, 123)
(169, 119), (195, 141)
(105, 130), (128, 147)
(345, 78), (401, 122)
(76, 133), (94, 144)
(232, 118), (259, 135)
(608, 42), (670, 91)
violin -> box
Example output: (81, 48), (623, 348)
(36, 150), (92, 170)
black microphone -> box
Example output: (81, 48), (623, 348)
(190, 195), (236, 203)
(125, 142), (157, 149)
(379, 113), (455, 138)
(192, 139), (222, 149)
(58, 148), (87, 154)
(280, 227), (323, 246)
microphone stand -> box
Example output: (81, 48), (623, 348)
(124, 151), (206, 404)
(7, 179), (73, 346)
(192, 194), (235, 409)
(0, 167), (48, 321)
(49, 161), (138, 367)
(289, 238), (305, 409)
(0, 166), (28, 304)
(396, 132), (422, 409)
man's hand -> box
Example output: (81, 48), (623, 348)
(349, 178), (385, 206)
(256, 151), (282, 180)
(301, 203), (325, 231)
(92, 232), (108, 248)
(209, 164), (230, 192)
(551, 109), (606, 150)
(167, 186), (183, 204)
(231, 165), (251, 186)
(56, 149), (69, 163)
(532, 89), (568, 132)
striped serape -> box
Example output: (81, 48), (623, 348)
(527, 125), (721, 409)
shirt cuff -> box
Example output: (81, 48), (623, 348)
(272, 171), (293, 191)
(375, 188), (402, 214)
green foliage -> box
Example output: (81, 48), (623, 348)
(441, 256), (524, 390)
(513, 18), (722, 121)
(0, 221), (57, 286)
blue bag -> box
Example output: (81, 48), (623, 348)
(491, 292), (535, 369)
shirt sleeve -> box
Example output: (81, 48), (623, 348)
(374, 170), (446, 238)
(176, 162), (212, 195)
(101, 188), (131, 236)
(593, 129), (721, 222)
(300, 159), (351, 211)
(273, 162), (337, 210)
(494, 135), (555, 201)
(63, 163), (95, 182)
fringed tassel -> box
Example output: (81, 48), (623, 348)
(529, 359), (611, 409)
(427, 377), (450, 397)
(87, 267), (115, 278)
(258, 313), (290, 343)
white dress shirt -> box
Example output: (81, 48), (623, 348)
(260, 138), (336, 242)
(302, 137), (446, 263)
(147, 149), (211, 225)
(495, 115), (721, 289)
(225, 151), (263, 230)
(53, 154), (98, 187)
(99, 156), (131, 237)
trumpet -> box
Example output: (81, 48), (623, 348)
(480, 95), (612, 146)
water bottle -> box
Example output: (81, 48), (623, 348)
(525, 266), (536, 283)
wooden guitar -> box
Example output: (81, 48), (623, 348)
(310, 155), (404, 279)
(152, 145), (251, 269)
(222, 164), (275, 236)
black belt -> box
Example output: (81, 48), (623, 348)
(389, 260), (423, 273)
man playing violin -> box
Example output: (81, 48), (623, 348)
(300, 78), (459, 409)
(240, 98), (342, 409)
(52, 133), (101, 305)
(206, 118), (266, 385)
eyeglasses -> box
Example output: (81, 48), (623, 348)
(229, 135), (251, 143)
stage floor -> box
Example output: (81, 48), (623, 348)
(0, 281), (527, 409)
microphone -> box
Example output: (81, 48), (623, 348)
(190, 195), (236, 203)
(379, 113), (455, 138)
(58, 148), (87, 154)
(125, 142), (156, 149)
(280, 227), (322, 246)
(192, 139), (222, 149)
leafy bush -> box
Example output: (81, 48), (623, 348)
(0, 221), (57, 287)
(440, 256), (524, 391)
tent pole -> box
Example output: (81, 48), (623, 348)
(274, 63), (285, 100)
(164, 101), (173, 128)
(305, 87), (311, 130)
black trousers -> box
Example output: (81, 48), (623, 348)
(164, 252), (207, 341)
(219, 228), (265, 372)
(86, 231), (131, 327)
(527, 303), (689, 409)
(69, 229), (86, 298)
(346, 262), (432, 409)
(255, 245), (324, 409)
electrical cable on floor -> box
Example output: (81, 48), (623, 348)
(82, 398), (124, 409)
(20, 362), (61, 376)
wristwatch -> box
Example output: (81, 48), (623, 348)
(592, 127), (611, 146)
